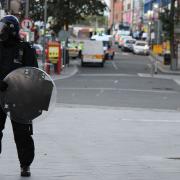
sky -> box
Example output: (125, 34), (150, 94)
(104, 0), (110, 7)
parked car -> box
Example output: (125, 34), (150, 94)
(132, 41), (150, 55)
(121, 39), (136, 52)
(118, 35), (132, 48)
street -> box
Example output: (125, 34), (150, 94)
(56, 49), (180, 110)
(1, 48), (180, 180)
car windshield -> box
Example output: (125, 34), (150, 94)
(126, 40), (135, 44)
(136, 43), (146, 46)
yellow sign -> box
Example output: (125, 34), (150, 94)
(152, 44), (163, 55)
(49, 47), (59, 58)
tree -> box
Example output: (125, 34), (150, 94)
(77, 15), (108, 27)
(20, 0), (106, 33)
(47, 0), (107, 32)
(159, 0), (180, 70)
(20, 0), (44, 21)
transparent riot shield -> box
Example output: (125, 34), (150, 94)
(0, 67), (57, 124)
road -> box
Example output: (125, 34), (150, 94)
(55, 49), (180, 110)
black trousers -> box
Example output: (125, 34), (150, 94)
(0, 107), (35, 167)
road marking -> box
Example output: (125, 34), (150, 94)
(78, 73), (138, 77)
(57, 87), (179, 94)
(174, 79), (180, 86)
(138, 73), (180, 86)
(115, 51), (129, 55)
(111, 61), (118, 70)
(57, 103), (180, 113)
(122, 52), (129, 56)
(121, 118), (180, 123)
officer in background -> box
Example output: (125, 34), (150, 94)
(0, 15), (38, 177)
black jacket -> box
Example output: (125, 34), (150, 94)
(0, 40), (38, 80)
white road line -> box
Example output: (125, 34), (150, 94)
(173, 79), (180, 86)
(57, 87), (179, 94)
(111, 61), (118, 70)
(78, 73), (138, 77)
(122, 52), (129, 56)
(57, 102), (180, 110)
(121, 118), (180, 123)
(138, 73), (180, 79)
(138, 73), (180, 86)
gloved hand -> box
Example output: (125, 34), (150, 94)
(0, 81), (8, 92)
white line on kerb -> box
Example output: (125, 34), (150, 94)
(57, 87), (179, 94)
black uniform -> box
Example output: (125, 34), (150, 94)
(0, 39), (38, 167)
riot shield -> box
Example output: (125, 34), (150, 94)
(0, 67), (57, 124)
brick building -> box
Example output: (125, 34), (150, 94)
(109, 0), (123, 29)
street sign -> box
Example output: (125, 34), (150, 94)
(21, 18), (33, 30)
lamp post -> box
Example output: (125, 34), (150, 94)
(147, 10), (153, 46)
(42, 0), (48, 69)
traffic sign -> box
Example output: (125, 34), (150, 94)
(21, 18), (33, 30)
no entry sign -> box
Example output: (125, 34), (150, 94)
(21, 18), (33, 30)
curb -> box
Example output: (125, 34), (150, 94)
(51, 64), (79, 81)
(150, 54), (180, 75)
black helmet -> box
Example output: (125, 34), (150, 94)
(0, 15), (20, 41)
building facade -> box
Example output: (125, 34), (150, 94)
(132, 0), (144, 31)
(109, 0), (123, 29)
(123, 0), (132, 25)
(143, 0), (171, 44)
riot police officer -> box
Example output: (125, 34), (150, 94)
(0, 15), (38, 177)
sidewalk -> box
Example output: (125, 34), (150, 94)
(150, 53), (180, 75)
(38, 60), (79, 81)
(1, 105), (180, 179)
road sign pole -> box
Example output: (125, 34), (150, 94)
(25, 0), (29, 18)
(42, 0), (48, 70)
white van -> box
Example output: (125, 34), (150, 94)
(81, 40), (105, 67)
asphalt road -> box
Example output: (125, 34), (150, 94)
(55, 48), (180, 110)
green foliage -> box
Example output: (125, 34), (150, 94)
(159, 4), (180, 40)
(159, 8), (171, 38)
(21, 0), (106, 33)
(48, 0), (106, 32)
(77, 15), (108, 27)
(20, 0), (44, 21)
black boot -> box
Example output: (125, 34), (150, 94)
(21, 166), (31, 177)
